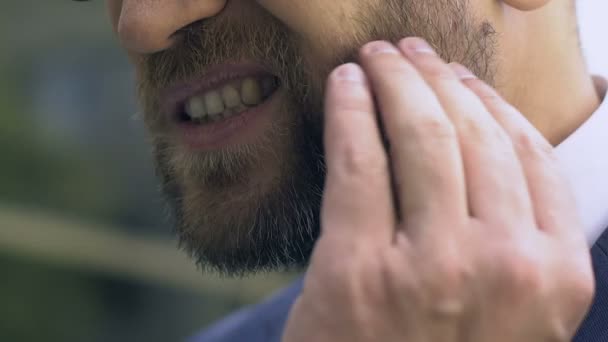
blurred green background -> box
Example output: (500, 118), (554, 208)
(1, 1), (605, 341)
(0, 1), (292, 341)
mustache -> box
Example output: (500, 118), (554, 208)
(136, 0), (498, 138)
(137, 10), (309, 131)
(141, 16), (302, 88)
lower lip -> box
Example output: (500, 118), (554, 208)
(177, 90), (279, 151)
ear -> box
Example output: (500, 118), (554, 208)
(502, 0), (551, 11)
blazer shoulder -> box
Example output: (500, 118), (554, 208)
(188, 278), (303, 342)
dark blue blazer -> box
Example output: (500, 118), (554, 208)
(190, 228), (608, 342)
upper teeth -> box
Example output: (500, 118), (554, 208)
(184, 76), (277, 123)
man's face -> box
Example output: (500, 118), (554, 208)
(107, 0), (497, 274)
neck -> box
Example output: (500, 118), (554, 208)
(494, 1), (601, 146)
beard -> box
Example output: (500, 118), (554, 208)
(137, 0), (497, 275)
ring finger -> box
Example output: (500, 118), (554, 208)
(397, 37), (535, 230)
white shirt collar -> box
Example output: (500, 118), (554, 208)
(554, 76), (608, 246)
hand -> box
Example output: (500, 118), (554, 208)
(282, 38), (595, 342)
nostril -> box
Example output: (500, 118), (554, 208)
(169, 20), (206, 46)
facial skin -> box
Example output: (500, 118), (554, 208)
(106, 0), (600, 274)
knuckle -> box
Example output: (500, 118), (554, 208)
(468, 78), (502, 103)
(337, 139), (388, 178)
(492, 247), (545, 295)
(416, 55), (455, 81)
(380, 254), (417, 295)
(433, 259), (473, 291)
(477, 87), (502, 105)
(458, 114), (510, 146)
(409, 115), (457, 141)
(457, 115), (484, 141)
(513, 132), (557, 162)
(331, 86), (369, 108)
(421, 253), (472, 314)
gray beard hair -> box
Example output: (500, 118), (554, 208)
(140, 0), (497, 276)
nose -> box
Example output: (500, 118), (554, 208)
(116, 0), (227, 54)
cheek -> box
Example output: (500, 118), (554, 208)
(257, 0), (377, 75)
(257, 0), (366, 44)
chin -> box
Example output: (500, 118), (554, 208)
(153, 106), (326, 275)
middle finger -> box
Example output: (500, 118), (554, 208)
(398, 37), (534, 229)
(358, 41), (468, 239)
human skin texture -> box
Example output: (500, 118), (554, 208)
(282, 37), (594, 342)
(102, 0), (599, 340)
(110, 0), (503, 273)
(104, 0), (599, 274)
(106, 0), (597, 286)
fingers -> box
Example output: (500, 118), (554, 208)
(357, 41), (468, 237)
(321, 63), (396, 246)
(396, 37), (535, 228)
(451, 63), (583, 240)
(322, 37), (577, 249)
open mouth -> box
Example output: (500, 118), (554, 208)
(175, 75), (281, 125)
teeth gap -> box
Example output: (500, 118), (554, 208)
(265, 77), (280, 98)
(178, 110), (192, 123)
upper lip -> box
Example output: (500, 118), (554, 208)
(161, 62), (276, 121)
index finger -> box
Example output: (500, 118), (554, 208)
(321, 63), (396, 246)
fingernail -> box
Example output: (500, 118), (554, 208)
(449, 63), (477, 80)
(333, 63), (365, 82)
(363, 41), (400, 55)
(400, 37), (437, 55)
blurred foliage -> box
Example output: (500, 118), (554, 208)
(0, 1), (291, 341)
(0, 254), (255, 342)
(0, 256), (103, 342)
(0, 0), (603, 341)
(0, 79), (118, 219)
(0, 0), (135, 223)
